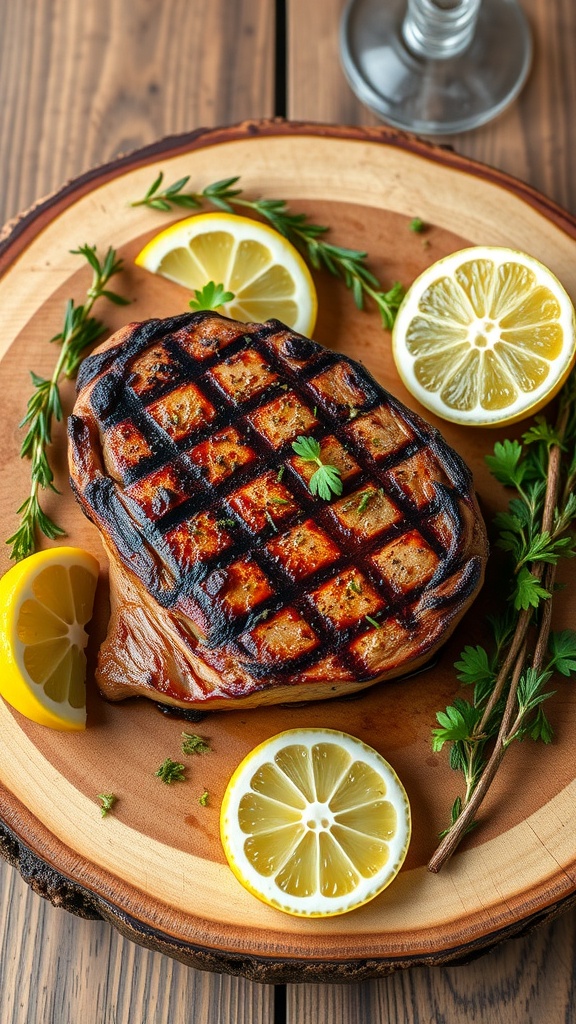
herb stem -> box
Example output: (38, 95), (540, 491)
(131, 173), (405, 328)
(429, 381), (576, 871)
(6, 245), (127, 560)
(474, 608), (531, 737)
(428, 642), (526, 873)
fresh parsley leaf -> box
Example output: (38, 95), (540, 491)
(291, 436), (342, 500)
(514, 567), (552, 611)
(292, 435), (321, 461)
(485, 439), (526, 488)
(309, 463), (343, 500)
(454, 645), (495, 704)
(516, 667), (553, 712)
(522, 416), (565, 451)
(432, 699), (482, 752)
(547, 629), (576, 677)
(526, 706), (554, 744)
(189, 281), (234, 312)
(199, 790), (209, 807)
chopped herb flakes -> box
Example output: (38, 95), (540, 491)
(182, 732), (211, 755)
(97, 793), (117, 817)
(155, 758), (186, 784)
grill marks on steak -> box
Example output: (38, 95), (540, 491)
(69, 311), (488, 708)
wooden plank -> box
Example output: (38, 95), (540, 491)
(0, 860), (274, 1024)
(286, 910), (576, 1022)
(0, 0), (275, 229)
(287, 0), (576, 216)
(1, 126), (576, 983)
(0, 2), (275, 1021)
(285, 0), (576, 1018)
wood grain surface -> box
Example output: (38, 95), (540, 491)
(0, 0), (575, 1021)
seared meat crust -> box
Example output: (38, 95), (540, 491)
(69, 312), (488, 709)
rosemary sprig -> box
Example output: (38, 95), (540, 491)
(7, 245), (128, 561)
(131, 173), (405, 328)
(428, 372), (576, 872)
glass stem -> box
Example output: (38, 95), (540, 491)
(402, 0), (482, 59)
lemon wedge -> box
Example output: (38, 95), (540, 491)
(392, 246), (576, 426)
(0, 547), (99, 730)
(220, 728), (411, 917)
(135, 211), (318, 336)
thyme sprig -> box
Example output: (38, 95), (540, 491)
(429, 372), (576, 872)
(7, 245), (128, 561)
(131, 173), (405, 328)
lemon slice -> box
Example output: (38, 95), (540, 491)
(392, 246), (576, 426)
(220, 728), (411, 917)
(0, 547), (99, 731)
(135, 212), (318, 336)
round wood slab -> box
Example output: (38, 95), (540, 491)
(1, 121), (575, 984)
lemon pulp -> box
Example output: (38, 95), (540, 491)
(392, 247), (576, 426)
(220, 728), (411, 917)
(135, 211), (317, 336)
(0, 547), (99, 730)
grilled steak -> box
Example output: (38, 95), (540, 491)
(69, 311), (488, 710)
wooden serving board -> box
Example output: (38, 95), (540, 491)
(1, 122), (575, 984)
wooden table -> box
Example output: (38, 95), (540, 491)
(0, 1), (575, 1020)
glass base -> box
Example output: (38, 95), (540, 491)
(340, 0), (533, 135)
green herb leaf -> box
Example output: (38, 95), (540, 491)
(522, 416), (565, 451)
(309, 463), (343, 501)
(357, 489), (376, 513)
(155, 758), (186, 784)
(291, 436), (342, 500)
(181, 732), (211, 755)
(131, 173), (405, 329)
(199, 790), (209, 807)
(365, 614), (381, 630)
(432, 699), (482, 752)
(7, 245), (127, 560)
(454, 645), (496, 705)
(97, 793), (117, 818)
(291, 435), (321, 461)
(409, 217), (425, 233)
(430, 368), (576, 871)
(514, 567), (552, 610)
(189, 281), (235, 312)
(547, 630), (576, 676)
(485, 439), (526, 488)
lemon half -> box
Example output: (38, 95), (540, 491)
(220, 728), (411, 917)
(392, 246), (576, 426)
(135, 211), (317, 336)
(0, 547), (99, 730)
